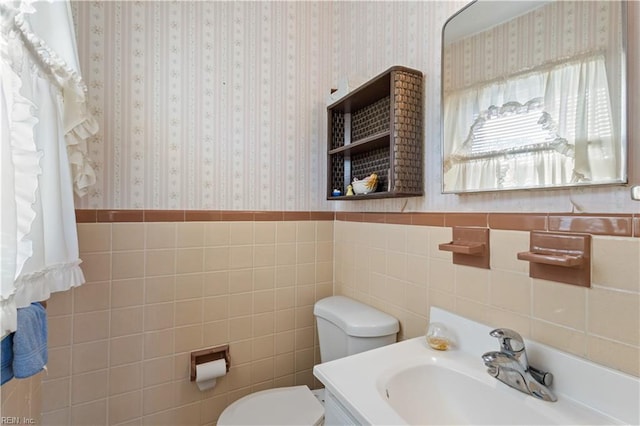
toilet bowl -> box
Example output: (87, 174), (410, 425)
(216, 296), (399, 425)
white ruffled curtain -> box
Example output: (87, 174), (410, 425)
(1, 0), (97, 338)
(443, 54), (615, 192)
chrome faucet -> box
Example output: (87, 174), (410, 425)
(482, 328), (557, 402)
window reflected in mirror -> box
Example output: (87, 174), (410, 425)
(442, 0), (627, 193)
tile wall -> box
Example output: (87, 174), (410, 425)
(40, 217), (333, 425)
(334, 215), (640, 377)
(3, 211), (638, 425)
(0, 372), (42, 424)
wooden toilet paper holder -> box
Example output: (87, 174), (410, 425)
(190, 344), (230, 382)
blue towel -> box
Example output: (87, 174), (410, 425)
(0, 302), (47, 385)
(13, 302), (47, 378)
(1, 334), (14, 385)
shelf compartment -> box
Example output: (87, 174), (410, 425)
(517, 231), (591, 287)
(330, 111), (346, 150)
(328, 75), (391, 113)
(352, 96), (390, 141)
(351, 146), (390, 194)
(330, 154), (345, 193)
(328, 131), (390, 155)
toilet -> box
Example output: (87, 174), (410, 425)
(217, 295), (399, 425)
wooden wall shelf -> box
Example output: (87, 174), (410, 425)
(327, 66), (423, 200)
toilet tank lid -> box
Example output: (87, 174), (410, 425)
(314, 296), (399, 337)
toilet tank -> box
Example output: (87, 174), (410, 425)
(314, 296), (399, 363)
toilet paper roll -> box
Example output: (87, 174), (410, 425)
(196, 359), (226, 391)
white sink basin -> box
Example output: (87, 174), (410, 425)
(382, 363), (557, 425)
(314, 307), (639, 425)
(378, 357), (610, 425)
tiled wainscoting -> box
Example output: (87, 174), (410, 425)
(0, 372), (42, 424)
(41, 212), (334, 425)
(333, 212), (640, 377)
(6, 210), (637, 425)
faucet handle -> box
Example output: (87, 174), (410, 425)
(529, 365), (554, 386)
(489, 328), (525, 353)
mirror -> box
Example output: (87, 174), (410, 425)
(441, 0), (627, 193)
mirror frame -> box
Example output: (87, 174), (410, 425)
(440, 0), (628, 194)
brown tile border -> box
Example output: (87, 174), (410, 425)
(220, 211), (255, 221)
(96, 210), (144, 223)
(444, 213), (488, 228)
(488, 213), (547, 231)
(385, 213), (413, 225)
(254, 211), (284, 221)
(548, 214), (633, 237)
(333, 211), (639, 238)
(75, 209), (97, 223)
(335, 212), (364, 222)
(75, 209), (639, 238)
(76, 210), (335, 223)
(361, 213), (387, 223)
(411, 213), (445, 226)
(310, 212), (335, 221)
(283, 212), (312, 221)
(185, 211), (222, 221)
(144, 210), (185, 222)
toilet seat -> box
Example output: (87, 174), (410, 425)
(217, 385), (324, 425)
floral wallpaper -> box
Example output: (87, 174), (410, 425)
(443, 1), (622, 92)
(329, 0), (638, 214)
(72, 1), (638, 213)
(73, 1), (333, 210)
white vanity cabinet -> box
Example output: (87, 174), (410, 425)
(323, 390), (359, 426)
